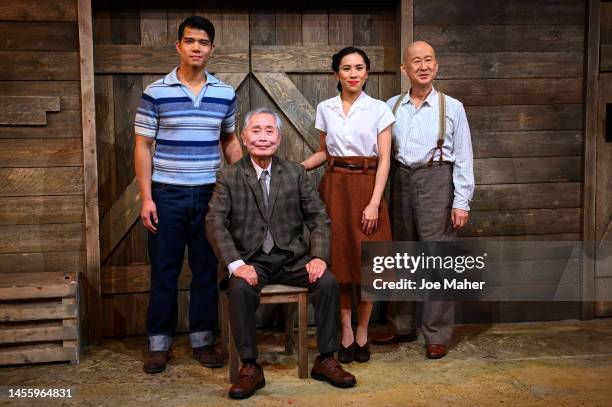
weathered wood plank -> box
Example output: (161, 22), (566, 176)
(0, 138), (82, 168)
(93, 45), (249, 73)
(99, 178), (140, 262)
(474, 156), (582, 185)
(251, 46), (396, 73)
(101, 264), (191, 295)
(436, 78), (583, 106)
(0, 21), (78, 51)
(0, 196), (84, 225)
(276, 13), (301, 45)
(461, 208), (582, 237)
(95, 75), (115, 217)
(0, 0), (77, 21)
(471, 183), (581, 211)
(166, 0), (193, 45)
(0, 81), (80, 110)
(0, 272), (76, 300)
(353, 13), (379, 46)
(0, 224), (84, 254)
(214, 72), (249, 90)
(602, 2), (612, 45)
(466, 104), (583, 131)
(197, 2), (223, 46)
(400, 0), (413, 92)
(139, 3), (167, 47)
(0, 110), (82, 139)
(222, 4), (249, 48)
(102, 291), (189, 336)
(302, 10), (328, 45)
(472, 130), (583, 158)
(0, 167), (83, 196)
(328, 12), (353, 46)
(601, 44), (612, 71)
(253, 72), (318, 152)
(436, 52), (583, 79)
(414, 0), (585, 25)
(0, 303), (77, 322)
(0, 52), (79, 80)
(250, 11), (275, 46)
(0, 251), (85, 274)
(416, 25), (584, 52)
(0, 344), (77, 365)
(0, 96), (60, 125)
(0, 322), (77, 344)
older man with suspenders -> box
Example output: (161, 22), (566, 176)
(371, 41), (475, 359)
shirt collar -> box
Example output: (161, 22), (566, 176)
(250, 157), (272, 179)
(163, 67), (219, 86)
(330, 91), (372, 112)
(403, 86), (438, 106)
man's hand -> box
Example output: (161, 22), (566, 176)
(233, 264), (259, 286)
(140, 198), (158, 233)
(305, 258), (327, 283)
(451, 208), (469, 230)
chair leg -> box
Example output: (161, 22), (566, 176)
(284, 303), (296, 355)
(297, 293), (308, 379)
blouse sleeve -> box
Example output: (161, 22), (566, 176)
(377, 102), (396, 134)
(315, 102), (326, 133)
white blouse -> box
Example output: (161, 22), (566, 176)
(315, 92), (395, 157)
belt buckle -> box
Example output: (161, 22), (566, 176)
(346, 163), (361, 170)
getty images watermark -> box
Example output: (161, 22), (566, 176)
(361, 241), (612, 302)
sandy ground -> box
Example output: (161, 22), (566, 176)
(1, 319), (612, 406)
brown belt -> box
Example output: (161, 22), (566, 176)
(332, 161), (377, 171)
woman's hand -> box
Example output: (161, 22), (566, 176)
(361, 202), (379, 235)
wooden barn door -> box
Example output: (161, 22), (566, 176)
(92, 1), (400, 336)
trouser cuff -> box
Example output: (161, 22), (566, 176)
(148, 335), (172, 351)
(190, 331), (214, 348)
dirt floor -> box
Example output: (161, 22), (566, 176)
(1, 319), (612, 406)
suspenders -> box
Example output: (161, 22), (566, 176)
(392, 91), (446, 167)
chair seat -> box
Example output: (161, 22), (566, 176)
(261, 284), (308, 295)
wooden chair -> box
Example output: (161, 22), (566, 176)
(221, 284), (309, 382)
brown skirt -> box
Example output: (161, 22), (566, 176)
(318, 156), (392, 285)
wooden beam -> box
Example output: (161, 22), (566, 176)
(98, 73), (248, 263)
(0, 272), (76, 300)
(0, 303), (78, 322)
(400, 0), (413, 93)
(582, 0), (600, 320)
(0, 0), (77, 22)
(78, 0), (101, 345)
(251, 46), (397, 73)
(0, 167), (83, 197)
(474, 156), (582, 185)
(0, 51), (79, 80)
(601, 44), (612, 71)
(0, 138), (83, 168)
(253, 72), (319, 152)
(93, 45), (249, 74)
(0, 322), (77, 344)
(0, 96), (60, 125)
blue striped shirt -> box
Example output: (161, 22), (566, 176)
(387, 87), (475, 210)
(134, 68), (236, 186)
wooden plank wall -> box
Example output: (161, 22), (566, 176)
(0, 2), (86, 284)
(414, 0), (586, 321)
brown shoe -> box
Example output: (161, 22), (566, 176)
(311, 356), (356, 388)
(228, 364), (265, 399)
(371, 333), (417, 345)
(143, 350), (169, 374)
(192, 345), (224, 368)
(426, 344), (448, 359)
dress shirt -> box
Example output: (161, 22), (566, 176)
(315, 91), (395, 157)
(227, 158), (272, 275)
(387, 87), (475, 210)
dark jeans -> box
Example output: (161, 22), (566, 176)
(228, 247), (340, 360)
(146, 182), (218, 350)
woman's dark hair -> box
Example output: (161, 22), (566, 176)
(178, 16), (215, 44)
(331, 47), (371, 92)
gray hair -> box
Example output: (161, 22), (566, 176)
(242, 107), (283, 133)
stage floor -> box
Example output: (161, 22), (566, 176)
(2, 319), (612, 406)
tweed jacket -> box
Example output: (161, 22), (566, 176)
(205, 155), (331, 287)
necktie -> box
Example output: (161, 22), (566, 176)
(259, 170), (274, 254)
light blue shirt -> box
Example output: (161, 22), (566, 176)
(387, 87), (475, 210)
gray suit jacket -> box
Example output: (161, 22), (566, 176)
(205, 155), (331, 288)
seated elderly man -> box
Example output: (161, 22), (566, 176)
(205, 107), (356, 399)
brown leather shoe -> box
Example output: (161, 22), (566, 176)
(228, 364), (265, 399)
(143, 350), (169, 374)
(311, 356), (356, 388)
(192, 345), (224, 368)
(426, 344), (448, 359)
(371, 333), (417, 345)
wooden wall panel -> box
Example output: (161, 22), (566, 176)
(0, 81), (81, 110)
(0, 168), (83, 196)
(0, 22), (78, 51)
(0, 196), (84, 225)
(0, 0), (77, 22)
(0, 224), (84, 254)
(0, 52), (80, 80)
(0, 138), (83, 167)
(0, 251), (85, 274)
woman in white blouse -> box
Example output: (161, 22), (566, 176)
(302, 47), (395, 364)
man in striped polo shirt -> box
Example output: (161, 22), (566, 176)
(134, 16), (242, 374)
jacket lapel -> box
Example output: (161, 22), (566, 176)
(240, 157), (267, 219)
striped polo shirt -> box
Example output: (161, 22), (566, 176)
(134, 68), (236, 186)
